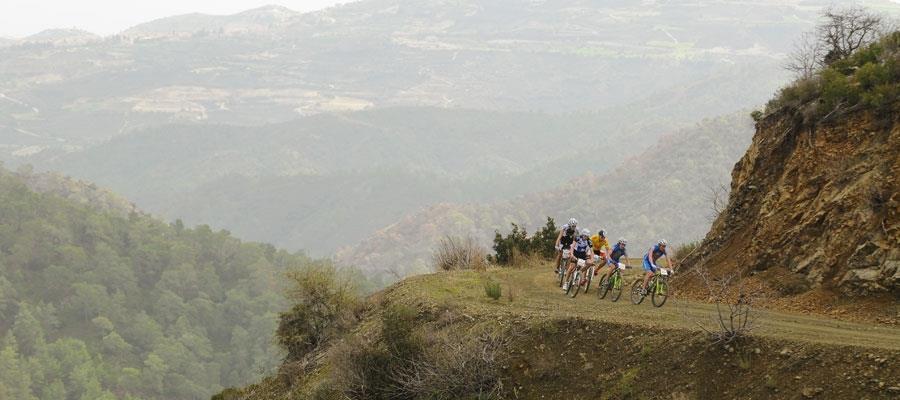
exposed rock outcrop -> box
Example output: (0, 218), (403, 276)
(686, 109), (899, 296)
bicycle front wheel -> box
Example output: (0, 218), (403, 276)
(569, 271), (582, 298)
(565, 271), (576, 296)
(651, 277), (669, 307)
(597, 275), (610, 299)
(609, 271), (623, 302)
(630, 280), (645, 305)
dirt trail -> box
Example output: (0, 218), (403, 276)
(405, 265), (900, 350)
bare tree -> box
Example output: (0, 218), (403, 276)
(705, 182), (730, 223)
(785, 32), (824, 79)
(785, 6), (887, 78)
(683, 266), (764, 344)
(819, 6), (884, 64)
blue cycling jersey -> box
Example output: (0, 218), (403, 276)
(609, 243), (627, 263)
(573, 236), (590, 259)
(644, 244), (666, 263)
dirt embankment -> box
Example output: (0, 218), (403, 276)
(222, 267), (900, 400)
(681, 109), (899, 320)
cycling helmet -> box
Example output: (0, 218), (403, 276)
(581, 228), (590, 236)
(618, 238), (627, 245)
(658, 239), (668, 246)
(568, 218), (578, 227)
(598, 229), (606, 237)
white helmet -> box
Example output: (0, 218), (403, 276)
(568, 218), (578, 227)
(618, 238), (627, 245)
(658, 239), (668, 246)
(581, 228), (590, 236)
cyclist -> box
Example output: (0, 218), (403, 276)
(598, 238), (628, 284)
(591, 229), (611, 274)
(641, 239), (674, 295)
(553, 218), (578, 272)
(563, 228), (594, 291)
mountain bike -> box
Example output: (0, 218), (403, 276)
(567, 258), (594, 298)
(630, 268), (672, 307)
(557, 249), (571, 287)
(598, 263), (629, 302)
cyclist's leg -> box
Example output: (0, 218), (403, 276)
(580, 260), (592, 284)
(600, 260), (614, 282)
(641, 258), (655, 291)
(554, 249), (562, 270)
(563, 259), (576, 289)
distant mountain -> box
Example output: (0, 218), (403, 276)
(337, 113), (755, 285)
(123, 5), (300, 38)
(11, 165), (138, 216)
(3, 0), (880, 151)
(23, 28), (100, 44)
(36, 107), (650, 254)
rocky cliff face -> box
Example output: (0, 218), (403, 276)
(687, 110), (899, 296)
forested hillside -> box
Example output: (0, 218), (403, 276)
(0, 167), (320, 399)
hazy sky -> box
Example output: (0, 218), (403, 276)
(0, 1), (349, 38)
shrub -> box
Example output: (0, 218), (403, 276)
(750, 110), (764, 122)
(432, 236), (488, 271)
(330, 305), (422, 400)
(484, 281), (502, 300)
(392, 330), (506, 399)
(674, 240), (700, 261)
(276, 264), (361, 361)
(819, 67), (860, 113)
(491, 223), (529, 265)
(491, 217), (558, 265)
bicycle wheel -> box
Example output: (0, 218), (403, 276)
(651, 277), (669, 308)
(558, 263), (566, 288)
(569, 271), (582, 298)
(630, 280), (645, 305)
(565, 271), (577, 296)
(584, 269), (593, 294)
(597, 275), (610, 299)
(609, 271), (623, 302)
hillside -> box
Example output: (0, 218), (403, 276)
(34, 107), (671, 254)
(220, 264), (900, 399)
(681, 33), (900, 310)
(338, 113), (755, 285)
(0, 166), (320, 399)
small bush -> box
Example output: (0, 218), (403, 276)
(392, 330), (506, 399)
(484, 281), (502, 300)
(330, 306), (506, 400)
(750, 110), (764, 122)
(674, 240), (700, 261)
(276, 264), (361, 361)
(330, 305), (422, 399)
(433, 236), (488, 271)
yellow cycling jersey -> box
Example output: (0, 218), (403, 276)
(590, 234), (610, 253)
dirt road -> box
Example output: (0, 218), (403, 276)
(400, 265), (900, 350)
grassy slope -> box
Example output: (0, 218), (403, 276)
(232, 263), (900, 399)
